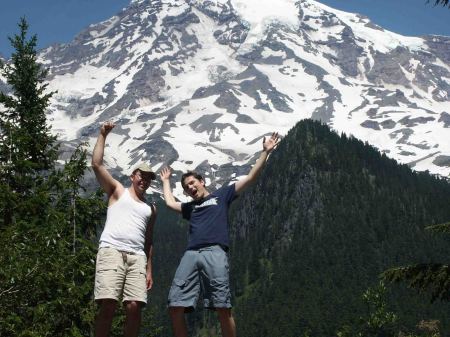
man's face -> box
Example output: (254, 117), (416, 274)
(131, 170), (152, 193)
(183, 175), (207, 200)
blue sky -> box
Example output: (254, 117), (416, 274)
(0, 0), (448, 58)
(0, 0), (129, 58)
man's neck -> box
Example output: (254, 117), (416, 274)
(195, 190), (210, 201)
(129, 186), (145, 202)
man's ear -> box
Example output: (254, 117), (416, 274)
(200, 179), (206, 186)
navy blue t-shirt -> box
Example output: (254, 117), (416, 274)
(181, 183), (236, 250)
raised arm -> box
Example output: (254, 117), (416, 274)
(159, 167), (182, 213)
(235, 132), (280, 194)
(91, 122), (122, 198)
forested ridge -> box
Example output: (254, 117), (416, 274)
(226, 120), (450, 337)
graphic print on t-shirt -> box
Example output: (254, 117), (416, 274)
(194, 197), (218, 209)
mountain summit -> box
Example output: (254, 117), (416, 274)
(31, 0), (450, 191)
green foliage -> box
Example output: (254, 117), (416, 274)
(141, 305), (165, 337)
(336, 282), (398, 337)
(382, 222), (450, 303)
(0, 145), (103, 336)
(360, 282), (398, 335)
(383, 264), (450, 303)
(337, 283), (444, 337)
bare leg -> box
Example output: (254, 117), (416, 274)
(124, 301), (142, 337)
(169, 306), (188, 337)
(217, 308), (236, 337)
(95, 299), (117, 337)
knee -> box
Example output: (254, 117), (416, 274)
(125, 301), (142, 315)
(98, 299), (117, 316)
(169, 306), (185, 318)
(217, 308), (233, 321)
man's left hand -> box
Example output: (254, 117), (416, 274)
(263, 132), (280, 153)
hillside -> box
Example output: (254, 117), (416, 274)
(226, 119), (450, 336)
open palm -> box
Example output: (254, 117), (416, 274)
(263, 132), (280, 153)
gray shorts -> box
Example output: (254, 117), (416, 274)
(168, 245), (231, 311)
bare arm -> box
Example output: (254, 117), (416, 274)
(159, 167), (182, 213)
(91, 122), (122, 198)
(235, 132), (280, 194)
(144, 203), (156, 290)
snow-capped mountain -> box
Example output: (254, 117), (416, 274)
(7, 0), (450, 194)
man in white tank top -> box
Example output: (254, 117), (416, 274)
(92, 121), (157, 337)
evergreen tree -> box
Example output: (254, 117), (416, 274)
(0, 17), (57, 228)
(382, 222), (450, 302)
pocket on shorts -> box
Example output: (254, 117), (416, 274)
(173, 278), (186, 288)
(138, 264), (147, 288)
(95, 250), (121, 299)
(210, 277), (230, 303)
(168, 278), (188, 304)
(137, 255), (147, 275)
(96, 249), (119, 272)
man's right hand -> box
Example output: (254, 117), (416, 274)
(100, 121), (115, 137)
(159, 167), (172, 181)
(92, 121), (122, 199)
(159, 167), (182, 213)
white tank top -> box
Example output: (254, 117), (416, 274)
(99, 188), (152, 255)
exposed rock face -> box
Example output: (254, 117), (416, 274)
(1, 0), (449, 193)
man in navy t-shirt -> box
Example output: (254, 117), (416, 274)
(160, 132), (280, 337)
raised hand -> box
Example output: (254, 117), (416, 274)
(159, 166), (172, 181)
(263, 132), (280, 153)
(100, 121), (116, 137)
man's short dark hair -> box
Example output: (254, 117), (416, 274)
(181, 171), (203, 190)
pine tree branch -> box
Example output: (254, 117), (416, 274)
(0, 285), (20, 297)
(382, 264), (450, 302)
(425, 221), (450, 234)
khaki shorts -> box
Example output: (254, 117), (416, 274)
(94, 247), (148, 304)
